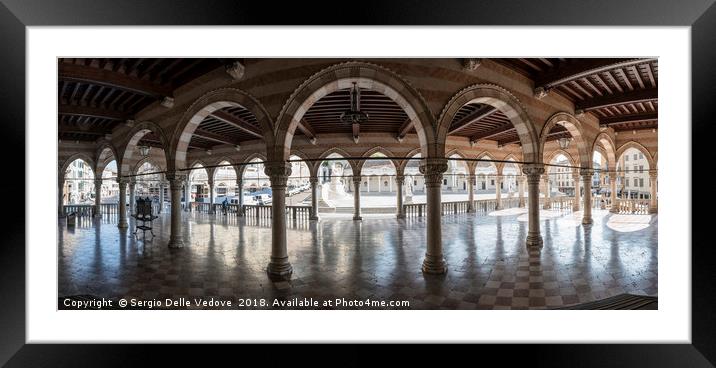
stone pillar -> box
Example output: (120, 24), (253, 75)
(167, 173), (186, 248)
(309, 176), (319, 220)
(208, 180), (216, 214)
(467, 173), (475, 212)
(184, 177), (191, 211)
(265, 162), (293, 280)
(581, 169), (593, 225)
(495, 175), (502, 209)
(649, 170), (658, 213)
(420, 158), (448, 274)
(396, 174), (405, 219)
(236, 178), (244, 216)
(58, 178), (66, 218)
(572, 171), (581, 212)
(523, 164), (544, 248)
(128, 180), (136, 215)
(352, 177), (362, 221)
(609, 175), (618, 213)
(158, 181), (165, 214)
(542, 175), (551, 209)
(117, 178), (128, 228)
(93, 178), (102, 217)
(518, 175), (525, 208)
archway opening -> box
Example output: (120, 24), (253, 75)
(63, 158), (95, 205)
(616, 147), (651, 200)
(441, 154), (469, 202)
(317, 153), (354, 212)
(474, 158), (498, 200)
(547, 153), (575, 197)
(403, 152), (425, 204)
(241, 158), (270, 205)
(135, 161), (162, 199)
(359, 152), (398, 211)
(502, 158), (520, 199)
(287, 155), (311, 206)
(100, 160), (118, 203)
(213, 160), (238, 204)
(189, 163), (209, 204)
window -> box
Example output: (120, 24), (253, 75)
(364, 181), (368, 187)
(639, 153), (644, 159)
(626, 179), (630, 187)
(633, 153), (638, 160)
(625, 156), (629, 161)
(639, 165), (644, 172)
(383, 181), (388, 187)
(491, 179), (495, 186)
(443, 179), (447, 185)
(640, 178), (644, 187)
(414, 180), (418, 186)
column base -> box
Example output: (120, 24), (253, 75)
(168, 238), (184, 248)
(117, 220), (128, 229)
(525, 233), (543, 248)
(581, 217), (593, 225)
(396, 213), (405, 219)
(421, 255), (448, 275)
(309, 216), (319, 221)
(267, 258), (293, 281)
(353, 215), (362, 221)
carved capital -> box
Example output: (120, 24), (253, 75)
(264, 162), (292, 188)
(165, 172), (187, 187)
(116, 177), (130, 185)
(309, 176), (319, 184)
(395, 175), (405, 185)
(579, 168), (593, 178)
(522, 164), (545, 177)
(462, 58), (482, 71)
(649, 170), (658, 179)
(419, 158), (448, 186)
(533, 87), (550, 99)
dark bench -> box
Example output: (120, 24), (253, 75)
(133, 197), (158, 239)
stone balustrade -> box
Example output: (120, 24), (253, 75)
(63, 203), (120, 217)
(612, 199), (651, 214)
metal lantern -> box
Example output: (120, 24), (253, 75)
(558, 137), (572, 150)
(339, 82), (369, 125)
(139, 145), (150, 157)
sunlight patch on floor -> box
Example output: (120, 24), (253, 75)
(606, 214), (653, 232)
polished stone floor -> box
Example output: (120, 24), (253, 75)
(58, 207), (657, 310)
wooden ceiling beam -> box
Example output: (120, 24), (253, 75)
(352, 123), (360, 143)
(59, 63), (173, 98)
(59, 104), (129, 121)
(210, 110), (264, 139)
(297, 119), (317, 143)
(396, 118), (414, 141)
(600, 112), (658, 126)
(575, 87), (657, 111)
(192, 128), (238, 146)
(534, 58), (657, 90)
(448, 105), (497, 135)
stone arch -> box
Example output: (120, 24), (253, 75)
(436, 84), (540, 162)
(397, 147), (422, 174)
(474, 151), (499, 175)
(591, 132), (617, 170)
(60, 153), (96, 180)
(288, 149), (317, 179)
(94, 142), (120, 176)
(119, 121), (171, 178)
(314, 147), (356, 178)
(238, 153), (268, 177)
(357, 146), (399, 173)
(171, 88), (275, 172)
(273, 61), (437, 162)
(497, 153), (523, 174)
(210, 156), (240, 181)
(616, 140), (655, 169)
(445, 148), (472, 174)
(539, 112), (590, 168)
(132, 157), (165, 176)
(545, 149), (577, 168)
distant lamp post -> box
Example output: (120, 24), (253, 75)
(558, 137), (572, 150)
(139, 145), (150, 157)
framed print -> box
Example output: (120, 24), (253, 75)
(2, 0), (714, 366)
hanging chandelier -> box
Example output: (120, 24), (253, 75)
(558, 137), (572, 150)
(139, 145), (150, 157)
(339, 82), (369, 125)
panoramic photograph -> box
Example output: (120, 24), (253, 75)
(57, 58), (658, 310)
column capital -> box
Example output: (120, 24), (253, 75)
(94, 178), (103, 185)
(649, 169), (658, 179)
(264, 162), (292, 188)
(522, 164), (544, 177)
(395, 174), (405, 185)
(116, 177), (130, 185)
(165, 172), (187, 185)
(352, 176), (362, 184)
(579, 168), (593, 178)
(419, 158), (448, 186)
(309, 176), (319, 184)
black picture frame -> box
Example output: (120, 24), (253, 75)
(1, 0), (713, 366)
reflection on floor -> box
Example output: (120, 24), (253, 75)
(58, 208), (657, 310)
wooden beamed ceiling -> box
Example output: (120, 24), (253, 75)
(58, 58), (227, 142)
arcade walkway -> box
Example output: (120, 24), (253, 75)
(59, 209), (657, 309)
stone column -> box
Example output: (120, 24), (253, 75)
(94, 178), (102, 217)
(265, 162), (293, 280)
(542, 175), (551, 209)
(58, 178), (66, 218)
(309, 176), (319, 220)
(518, 175), (525, 208)
(236, 178), (244, 216)
(649, 170), (658, 213)
(184, 177), (191, 211)
(167, 173), (186, 248)
(352, 177), (362, 221)
(523, 164), (544, 248)
(420, 158), (448, 274)
(158, 181), (165, 214)
(128, 180), (136, 215)
(206, 180), (214, 214)
(581, 168), (593, 225)
(396, 174), (405, 219)
(117, 178), (128, 228)
(495, 175), (502, 209)
(467, 173), (475, 212)
(572, 171), (581, 212)
(609, 175), (618, 213)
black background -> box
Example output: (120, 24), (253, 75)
(0, 0), (713, 366)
